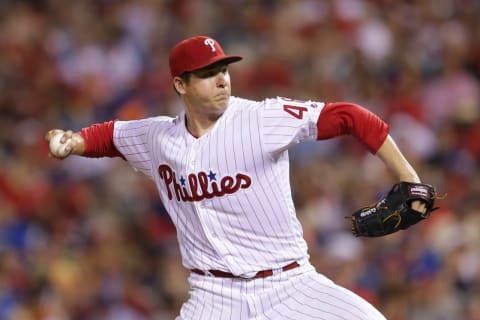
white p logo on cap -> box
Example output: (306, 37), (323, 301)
(169, 36), (242, 78)
(204, 38), (216, 52)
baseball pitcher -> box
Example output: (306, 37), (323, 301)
(46, 36), (438, 319)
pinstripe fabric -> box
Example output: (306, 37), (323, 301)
(176, 261), (386, 320)
(113, 96), (323, 276)
(113, 96), (386, 319)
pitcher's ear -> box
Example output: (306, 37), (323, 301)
(173, 77), (186, 95)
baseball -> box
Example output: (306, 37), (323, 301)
(49, 133), (71, 158)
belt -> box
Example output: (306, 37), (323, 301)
(191, 261), (300, 279)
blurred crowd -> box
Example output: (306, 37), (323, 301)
(1, 0), (480, 319)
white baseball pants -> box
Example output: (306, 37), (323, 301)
(176, 261), (386, 320)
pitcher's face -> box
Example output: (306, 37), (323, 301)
(176, 63), (232, 117)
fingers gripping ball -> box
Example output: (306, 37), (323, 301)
(49, 133), (72, 158)
(351, 182), (438, 237)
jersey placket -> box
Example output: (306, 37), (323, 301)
(187, 139), (226, 266)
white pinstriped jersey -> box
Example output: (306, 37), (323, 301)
(113, 96), (324, 276)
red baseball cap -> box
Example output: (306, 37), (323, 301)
(169, 36), (243, 78)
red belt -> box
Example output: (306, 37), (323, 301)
(191, 261), (300, 279)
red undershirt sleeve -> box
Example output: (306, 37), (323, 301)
(316, 102), (390, 154)
(79, 120), (125, 158)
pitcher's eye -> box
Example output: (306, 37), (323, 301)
(194, 70), (214, 78)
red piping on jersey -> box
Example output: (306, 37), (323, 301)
(316, 102), (390, 154)
(79, 120), (124, 158)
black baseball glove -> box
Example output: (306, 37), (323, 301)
(351, 182), (438, 237)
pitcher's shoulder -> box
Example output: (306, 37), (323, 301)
(229, 96), (263, 110)
(230, 96), (311, 109)
(115, 115), (178, 134)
